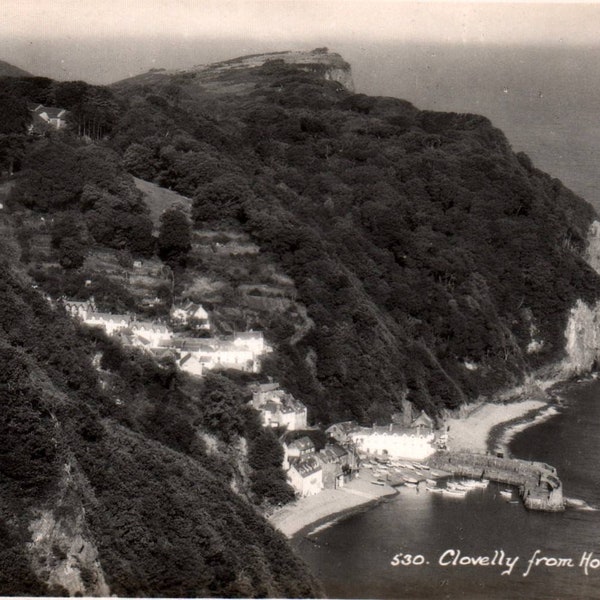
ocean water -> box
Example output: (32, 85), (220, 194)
(293, 379), (600, 599)
(339, 42), (600, 211)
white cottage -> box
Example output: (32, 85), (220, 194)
(287, 456), (323, 497)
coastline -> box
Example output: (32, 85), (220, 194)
(270, 379), (577, 539)
(269, 475), (398, 539)
(445, 398), (548, 454)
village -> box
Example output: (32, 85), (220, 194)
(61, 295), (445, 500)
(18, 99), (447, 501)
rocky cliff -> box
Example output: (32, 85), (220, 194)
(559, 220), (600, 375)
(191, 48), (355, 92)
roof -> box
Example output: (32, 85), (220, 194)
(327, 443), (348, 458)
(169, 337), (219, 351)
(263, 401), (280, 414)
(411, 411), (435, 428)
(179, 353), (193, 365)
(234, 331), (263, 340)
(131, 321), (170, 334)
(254, 382), (280, 393)
(87, 312), (129, 323)
(317, 448), (339, 464)
(325, 421), (357, 435)
(288, 436), (315, 452)
(291, 456), (321, 477)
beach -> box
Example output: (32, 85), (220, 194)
(445, 399), (548, 453)
(269, 475), (397, 538)
(271, 397), (555, 538)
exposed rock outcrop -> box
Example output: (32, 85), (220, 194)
(559, 220), (600, 376)
(192, 48), (355, 92)
(28, 464), (109, 596)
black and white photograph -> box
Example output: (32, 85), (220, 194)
(2, 1), (600, 598)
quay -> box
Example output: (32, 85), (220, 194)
(427, 451), (564, 511)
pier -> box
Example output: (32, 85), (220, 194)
(427, 451), (564, 511)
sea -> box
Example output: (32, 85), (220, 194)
(293, 378), (600, 599)
(339, 42), (600, 213)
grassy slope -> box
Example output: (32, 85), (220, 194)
(134, 176), (192, 231)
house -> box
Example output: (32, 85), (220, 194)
(287, 456), (323, 497)
(170, 302), (210, 331)
(62, 297), (97, 319)
(410, 410), (435, 433)
(28, 103), (68, 133)
(283, 435), (315, 470)
(250, 381), (281, 407)
(349, 423), (436, 461)
(178, 353), (204, 377)
(251, 383), (308, 430)
(286, 436), (315, 459)
(257, 393), (307, 430)
(83, 312), (130, 336)
(325, 421), (358, 445)
(317, 446), (345, 489)
(127, 320), (172, 348)
(327, 442), (357, 470)
(232, 331), (268, 355)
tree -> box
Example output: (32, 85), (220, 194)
(158, 207), (192, 266)
(123, 143), (158, 180)
(0, 93), (30, 135)
(57, 237), (86, 269)
(192, 175), (254, 224)
(0, 93), (30, 175)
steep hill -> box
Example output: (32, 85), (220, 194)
(0, 59), (31, 77)
(4, 48), (600, 594)
(0, 257), (320, 596)
(107, 49), (600, 423)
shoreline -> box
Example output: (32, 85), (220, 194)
(269, 476), (398, 539)
(270, 376), (588, 540)
(445, 398), (549, 454)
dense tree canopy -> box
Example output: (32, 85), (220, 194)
(106, 59), (600, 422)
(157, 206), (192, 266)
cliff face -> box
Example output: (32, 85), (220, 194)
(560, 220), (600, 375)
(112, 47), (355, 93)
(192, 49), (355, 92)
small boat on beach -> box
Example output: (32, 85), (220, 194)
(371, 480), (386, 486)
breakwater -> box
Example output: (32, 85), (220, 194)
(427, 451), (564, 511)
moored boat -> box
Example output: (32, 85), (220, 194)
(444, 488), (468, 498)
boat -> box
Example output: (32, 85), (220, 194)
(427, 486), (444, 493)
(460, 480), (479, 489)
(500, 490), (513, 499)
(426, 478), (437, 486)
(444, 488), (468, 498)
(447, 481), (469, 492)
(371, 480), (386, 486)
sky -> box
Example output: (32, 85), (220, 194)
(2, 1), (600, 83)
